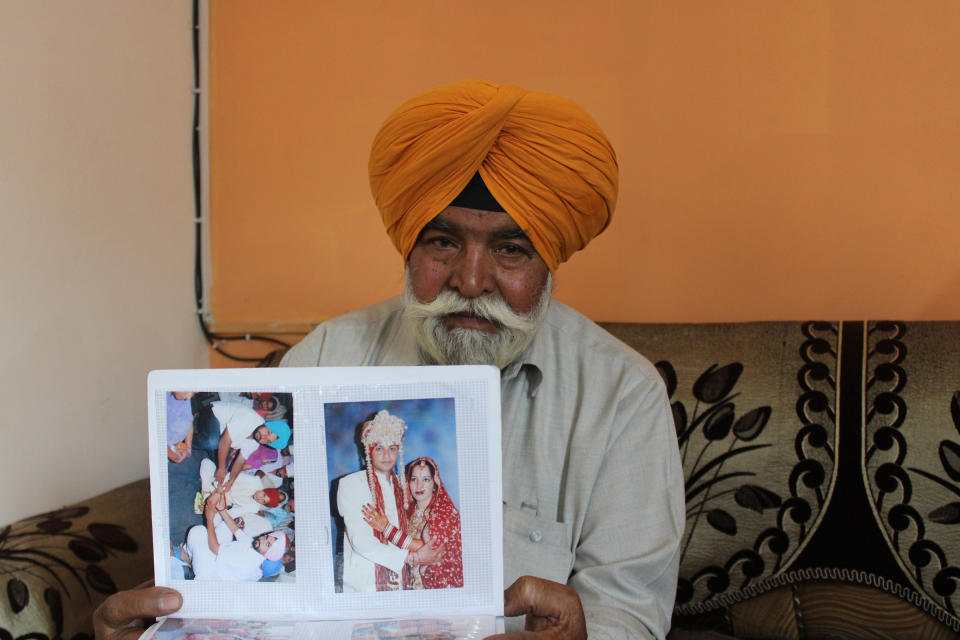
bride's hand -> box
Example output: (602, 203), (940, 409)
(362, 504), (389, 531)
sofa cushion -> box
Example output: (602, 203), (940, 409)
(0, 479), (152, 640)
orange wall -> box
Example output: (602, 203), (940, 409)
(208, 0), (960, 335)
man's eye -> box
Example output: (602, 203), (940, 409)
(419, 232), (456, 248)
(498, 243), (530, 257)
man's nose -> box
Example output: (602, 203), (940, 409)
(448, 245), (496, 298)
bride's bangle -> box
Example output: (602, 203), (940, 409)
(382, 524), (409, 548)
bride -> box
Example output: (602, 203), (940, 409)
(363, 456), (463, 589)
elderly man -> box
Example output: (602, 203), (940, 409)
(94, 80), (684, 640)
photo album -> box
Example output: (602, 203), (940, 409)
(140, 365), (504, 640)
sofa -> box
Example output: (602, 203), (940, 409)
(2, 320), (958, 639)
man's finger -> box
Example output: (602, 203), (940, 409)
(499, 576), (586, 640)
(95, 587), (182, 628)
(502, 575), (577, 618)
(502, 576), (537, 618)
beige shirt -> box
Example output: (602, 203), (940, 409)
(282, 297), (684, 639)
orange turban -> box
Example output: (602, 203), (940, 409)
(369, 80), (618, 271)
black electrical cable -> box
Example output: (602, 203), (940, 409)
(191, 0), (290, 362)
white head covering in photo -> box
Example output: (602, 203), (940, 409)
(361, 410), (408, 504)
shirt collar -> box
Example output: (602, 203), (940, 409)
(384, 308), (422, 365)
(374, 469), (395, 485)
(500, 318), (548, 398)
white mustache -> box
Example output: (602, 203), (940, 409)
(402, 288), (543, 334)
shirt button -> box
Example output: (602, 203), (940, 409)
(529, 530), (542, 543)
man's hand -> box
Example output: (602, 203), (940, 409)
(210, 489), (227, 511)
(487, 576), (586, 640)
(166, 443), (190, 463)
(93, 584), (182, 640)
(203, 494), (222, 518)
(214, 466), (228, 484)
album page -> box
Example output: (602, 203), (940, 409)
(147, 365), (502, 626)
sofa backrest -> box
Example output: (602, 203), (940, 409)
(600, 320), (960, 634)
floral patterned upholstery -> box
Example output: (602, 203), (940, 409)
(602, 321), (960, 639)
(0, 479), (152, 640)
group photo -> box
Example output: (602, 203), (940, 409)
(324, 398), (463, 593)
(165, 391), (296, 582)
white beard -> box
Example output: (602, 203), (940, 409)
(402, 271), (553, 369)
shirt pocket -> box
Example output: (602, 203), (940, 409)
(502, 503), (574, 586)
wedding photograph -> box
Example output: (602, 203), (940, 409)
(324, 398), (462, 593)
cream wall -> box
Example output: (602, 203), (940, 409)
(0, 2), (206, 525)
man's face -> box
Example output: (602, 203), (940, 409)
(370, 443), (400, 473)
(404, 206), (552, 367)
(407, 206), (550, 327)
(252, 425), (277, 445)
(255, 397), (277, 412)
(254, 533), (278, 556)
